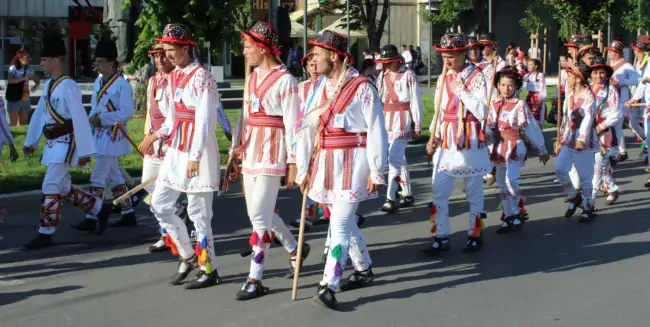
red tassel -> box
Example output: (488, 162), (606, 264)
(323, 206), (331, 220)
(194, 240), (201, 256)
(165, 234), (179, 255)
(274, 209), (280, 214)
(430, 224), (437, 233)
(262, 231), (272, 243)
(249, 232), (259, 246)
(478, 129), (486, 143)
(430, 205), (437, 214)
(500, 211), (505, 221)
(308, 204), (315, 217)
(394, 175), (402, 183)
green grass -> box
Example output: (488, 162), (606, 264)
(0, 110), (241, 194)
(0, 85), (560, 194)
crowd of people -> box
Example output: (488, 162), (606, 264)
(1, 20), (650, 311)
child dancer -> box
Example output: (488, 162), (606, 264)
(486, 66), (549, 233)
(523, 59), (547, 126)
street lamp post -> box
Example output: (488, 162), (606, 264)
(427, 0), (431, 88)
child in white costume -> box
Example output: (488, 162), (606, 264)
(486, 66), (549, 234)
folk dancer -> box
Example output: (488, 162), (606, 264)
(549, 55), (570, 125)
(486, 66), (549, 234)
(23, 28), (112, 249)
(294, 30), (387, 309)
(71, 32), (136, 231)
(422, 34), (490, 255)
(375, 44), (422, 212)
(138, 43), (190, 253)
(293, 51), (369, 267)
(231, 21), (310, 300)
(523, 59), (547, 126)
(555, 62), (599, 222)
(479, 33), (507, 72)
(589, 56), (622, 206)
(606, 41), (639, 162)
(139, 24), (224, 289)
(627, 36), (650, 168)
(470, 36), (498, 186)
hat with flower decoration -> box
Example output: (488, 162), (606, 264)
(308, 30), (355, 63)
(564, 35), (586, 49)
(605, 40), (625, 56)
(478, 33), (497, 47)
(565, 61), (592, 85)
(301, 50), (314, 67)
(241, 21), (281, 56)
(433, 33), (469, 52)
(589, 55), (613, 78)
(467, 36), (484, 50)
(374, 44), (403, 64)
(148, 43), (165, 55)
(632, 35), (650, 53)
(156, 24), (198, 46)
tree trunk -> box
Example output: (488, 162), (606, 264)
(104, 0), (134, 63)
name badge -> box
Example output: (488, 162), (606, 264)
(500, 111), (510, 122)
(155, 89), (163, 101)
(394, 80), (401, 91)
(174, 88), (184, 103)
(334, 114), (345, 128)
(250, 94), (260, 113)
(598, 90), (607, 98)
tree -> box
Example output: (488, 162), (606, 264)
(123, 0), (250, 72)
(423, 0), (470, 32)
(621, 0), (650, 34)
(319, 0), (389, 52)
(541, 0), (618, 40)
(519, 1), (554, 35)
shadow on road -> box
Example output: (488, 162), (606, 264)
(0, 285), (84, 307)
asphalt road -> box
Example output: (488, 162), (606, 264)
(1, 132), (650, 327)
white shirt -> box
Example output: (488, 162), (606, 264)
(401, 50), (413, 64)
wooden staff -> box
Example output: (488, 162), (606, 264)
(112, 175), (157, 205)
(228, 60), (252, 195)
(542, 28), (548, 74)
(482, 58), (498, 133)
(427, 65), (448, 164)
(115, 123), (144, 158)
(291, 188), (310, 300)
(556, 59), (563, 153)
(630, 103), (648, 107)
(290, 58), (350, 300)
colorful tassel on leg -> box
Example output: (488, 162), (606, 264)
(165, 234), (179, 255)
(195, 236), (212, 274)
(428, 202), (437, 233)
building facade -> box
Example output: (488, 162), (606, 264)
(0, 0), (103, 79)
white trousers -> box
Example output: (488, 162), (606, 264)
(88, 156), (133, 217)
(243, 174), (297, 281)
(629, 113), (646, 141)
(323, 212), (371, 272)
(593, 152), (619, 201)
(614, 119), (626, 153)
(495, 163), (521, 217)
(555, 149), (595, 209)
(151, 184), (216, 273)
(386, 140), (412, 200)
(321, 202), (372, 291)
(40, 163), (103, 235)
(431, 170), (484, 238)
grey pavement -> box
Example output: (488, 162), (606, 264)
(1, 131), (650, 327)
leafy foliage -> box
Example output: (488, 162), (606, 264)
(519, 1), (554, 34)
(318, 0), (390, 52)
(621, 0), (650, 34)
(123, 0), (250, 72)
(538, 0), (617, 40)
(423, 0), (468, 29)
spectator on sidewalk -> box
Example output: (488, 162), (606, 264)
(401, 45), (413, 69)
(6, 49), (40, 126)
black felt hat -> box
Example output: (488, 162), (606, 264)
(375, 44), (403, 63)
(40, 23), (66, 58)
(95, 24), (118, 61)
(589, 55), (613, 78)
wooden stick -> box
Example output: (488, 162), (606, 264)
(427, 65), (448, 164)
(115, 123), (144, 158)
(543, 28), (548, 74)
(482, 57), (498, 133)
(556, 59), (562, 150)
(291, 189), (310, 300)
(630, 103), (648, 107)
(112, 175), (157, 205)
